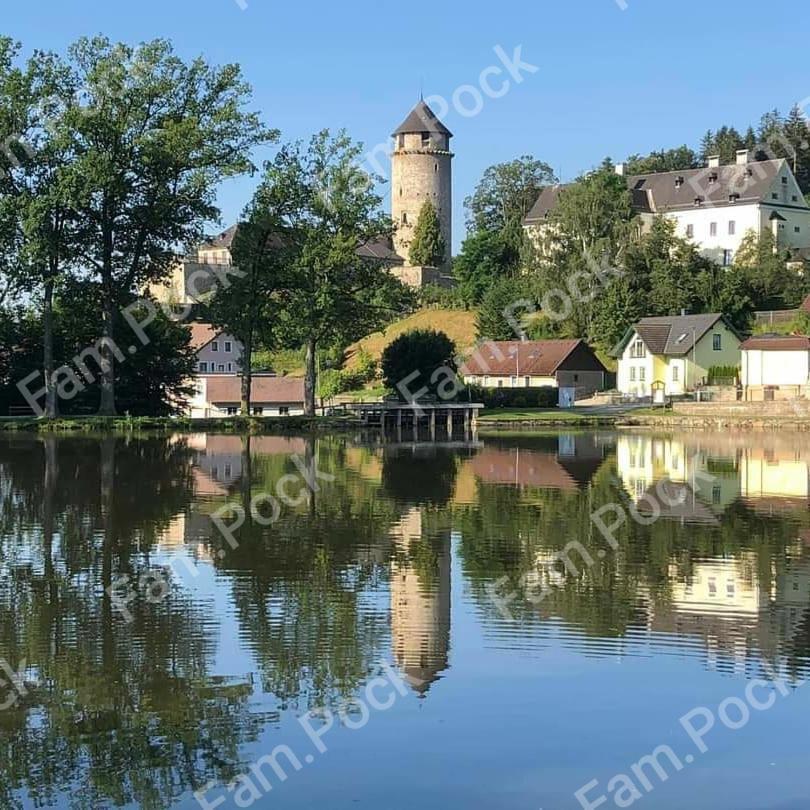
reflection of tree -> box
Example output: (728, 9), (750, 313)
(212, 437), (398, 710)
(0, 435), (261, 809)
(382, 447), (459, 506)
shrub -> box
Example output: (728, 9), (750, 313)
(381, 329), (457, 401)
(465, 384), (557, 408)
(707, 365), (740, 385)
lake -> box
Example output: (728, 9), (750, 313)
(0, 428), (808, 809)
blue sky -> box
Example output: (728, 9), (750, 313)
(8, 0), (810, 251)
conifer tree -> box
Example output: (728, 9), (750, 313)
(409, 201), (446, 267)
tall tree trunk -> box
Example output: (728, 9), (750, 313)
(42, 277), (58, 418)
(98, 276), (117, 416)
(240, 330), (253, 416)
(304, 337), (317, 416)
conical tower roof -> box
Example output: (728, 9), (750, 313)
(392, 99), (453, 138)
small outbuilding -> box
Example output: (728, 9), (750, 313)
(740, 334), (810, 400)
(187, 375), (305, 417)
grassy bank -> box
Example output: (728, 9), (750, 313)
(0, 414), (362, 434)
(478, 409), (618, 427)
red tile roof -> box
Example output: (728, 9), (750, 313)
(460, 340), (584, 377)
(741, 335), (810, 351)
(188, 323), (220, 351)
(204, 375), (305, 404)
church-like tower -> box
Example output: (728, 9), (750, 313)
(391, 100), (453, 268)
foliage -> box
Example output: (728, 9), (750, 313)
(475, 275), (536, 341)
(381, 329), (457, 400)
(706, 365), (740, 384)
(418, 283), (468, 310)
(262, 130), (413, 414)
(465, 384), (557, 409)
(453, 229), (514, 306)
(625, 146), (701, 174)
(408, 201), (446, 267)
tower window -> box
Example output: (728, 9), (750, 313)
(398, 134), (405, 149)
(434, 162), (438, 172)
(402, 212), (408, 225)
(421, 133), (430, 148)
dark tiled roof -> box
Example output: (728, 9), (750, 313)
(392, 100), (452, 137)
(741, 335), (810, 351)
(525, 159), (793, 225)
(205, 224), (239, 249)
(188, 323), (221, 351)
(524, 185), (566, 224)
(460, 340), (591, 377)
(634, 313), (727, 356)
(357, 236), (404, 264)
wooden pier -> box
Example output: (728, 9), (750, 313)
(346, 402), (484, 442)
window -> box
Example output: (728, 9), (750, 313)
(782, 176), (789, 184)
(510, 376), (517, 386)
(574, 374), (579, 382)
(252, 407), (263, 416)
(279, 406), (290, 416)
(211, 341), (219, 352)
(524, 376), (531, 387)
(401, 212), (408, 225)
(421, 133), (430, 148)
(672, 365), (679, 382)
(226, 406), (238, 416)
(217, 364), (225, 372)
(398, 134), (405, 149)
(434, 163), (439, 173)
(227, 362), (233, 372)
(713, 484), (722, 505)
(793, 195), (799, 202)
(796, 226), (802, 233)
(710, 222), (718, 237)
(639, 367), (646, 382)
(728, 221), (736, 235)
(772, 193), (779, 200)
(198, 361), (208, 373)
(497, 379), (503, 388)
(630, 367), (636, 381)
(713, 333), (722, 351)
(224, 464), (232, 478)
(631, 340), (646, 359)
(224, 341), (232, 353)
(723, 249), (733, 266)
(686, 224), (694, 238)
(708, 577), (717, 597)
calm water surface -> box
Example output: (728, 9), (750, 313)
(1, 429), (809, 809)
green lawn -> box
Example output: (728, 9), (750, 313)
(478, 408), (615, 424)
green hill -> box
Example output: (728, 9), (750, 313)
(345, 308), (477, 371)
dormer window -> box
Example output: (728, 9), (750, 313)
(708, 172), (718, 184)
(421, 133), (430, 148)
(694, 197), (703, 206)
(675, 176), (684, 188)
(729, 192), (740, 203)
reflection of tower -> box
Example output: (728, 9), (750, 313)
(390, 507), (451, 696)
(391, 100), (453, 267)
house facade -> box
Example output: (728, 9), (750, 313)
(614, 314), (742, 396)
(187, 375), (305, 418)
(525, 153), (810, 266)
(460, 339), (608, 395)
(740, 335), (810, 400)
(189, 323), (244, 375)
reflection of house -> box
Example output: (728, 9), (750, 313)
(616, 434), (740, 518)
(613, 313), (741, 396)
(187, 376), (305, 418)
(740, 445), (810, 513)
(460, 340), (607, 395)
(390, 508), (451, 696)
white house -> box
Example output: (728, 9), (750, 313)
(187, 375), (305, 418)
(741, 335), (810, 400)
(525, 152), (810, 266)
(189, 323), (243, 375)
(613, 313), (742, 397)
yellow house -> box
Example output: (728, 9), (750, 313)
(613, 313), (742, 397)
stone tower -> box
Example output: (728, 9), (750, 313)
(391, 99), (453, 268)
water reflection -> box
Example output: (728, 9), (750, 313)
(1, 430), (810, 807)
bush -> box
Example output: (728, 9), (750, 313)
(707, 365), (740, 385)
(381, 329), (457, 401)
(465, 384), (557, 408)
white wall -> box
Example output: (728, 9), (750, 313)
(742, 350), (810, 386)
(617, 332), (655, 395)
(197, 332), (243, 374)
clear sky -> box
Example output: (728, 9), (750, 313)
(7, 0), (810, 251)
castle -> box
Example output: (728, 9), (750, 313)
(389, 99), (455, 288)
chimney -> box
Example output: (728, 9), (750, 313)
(736, 149), (751, 165)
(707, 155), (721, 168)
(615, 163), (625, 176)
